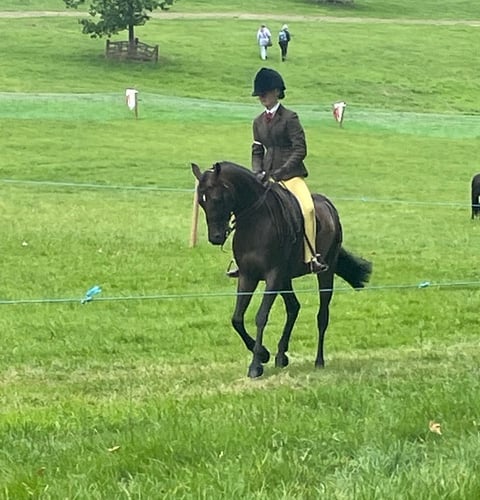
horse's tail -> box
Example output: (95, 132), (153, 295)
(335, 247), (372, 289)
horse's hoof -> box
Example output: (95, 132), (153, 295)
(314, 361), (325, 369)
(259, 346), (270, 364)
(248, 364), (264, 378)
(275, 353), (289, 368)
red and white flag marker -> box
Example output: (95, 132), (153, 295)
(332, 101), (346, 127)
(125, 88), (139, 119)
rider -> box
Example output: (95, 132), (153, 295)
(227, 67), (328, 277)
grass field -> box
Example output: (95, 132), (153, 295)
(1, 0), (480, 498)
(1, 0), (480, 20)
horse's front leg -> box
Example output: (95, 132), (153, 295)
(231, 276), (270, 364)
(275, 280), (300, 369)
(248, 282), (279, 378)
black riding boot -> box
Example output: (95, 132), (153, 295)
(310, 254), (329, 273)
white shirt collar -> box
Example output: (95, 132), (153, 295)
(265, 102), (280, 115)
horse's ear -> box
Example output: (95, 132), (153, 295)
(213, 162), (222, 176)
(191, 163), (202, 181)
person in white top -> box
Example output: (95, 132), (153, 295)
(256, 24), (272, 61)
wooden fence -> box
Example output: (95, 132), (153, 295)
(105, 40), (159, 62)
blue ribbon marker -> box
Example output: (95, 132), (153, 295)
(81, 285), (102, 304)
(418, 281), (431, 289)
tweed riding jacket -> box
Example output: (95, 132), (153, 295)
(252, 104), (308, 182)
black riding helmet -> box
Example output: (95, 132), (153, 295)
(252, 68), (286, 99)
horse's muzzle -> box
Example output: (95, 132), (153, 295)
(206, 218), (229, 245)
(208, 231), (227, 245)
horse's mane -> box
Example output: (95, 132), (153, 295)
(213, 161), (259, 184)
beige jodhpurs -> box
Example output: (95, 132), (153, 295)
(281, 177), (316, 263)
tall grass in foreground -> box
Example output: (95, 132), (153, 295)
(1, 2), (480, 498)
(2, 338), (480, 498)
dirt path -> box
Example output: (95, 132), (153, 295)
(0, 10), (479, 26)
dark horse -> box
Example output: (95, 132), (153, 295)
(192, 161), (372, 378)
(471, 173), (480, 219)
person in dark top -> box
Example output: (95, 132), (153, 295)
(227, 68), (328, 278)
(278, 24), (291, 61)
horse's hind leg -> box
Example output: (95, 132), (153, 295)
(232, 277), (270, 364)
(275, 281), (300, 368)
(315, 271), (334, 368)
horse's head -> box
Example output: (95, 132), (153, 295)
(192, 162), (236, 245)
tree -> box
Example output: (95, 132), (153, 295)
(64, 0), (175, 47)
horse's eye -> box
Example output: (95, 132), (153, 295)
(202, 194), (207, 203)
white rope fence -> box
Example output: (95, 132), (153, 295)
(0, 178), (474, 209)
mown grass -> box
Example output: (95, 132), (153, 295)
(1, 16), (479, 114)
(1, 0), (480, 20)
(1, 1), (480, 498)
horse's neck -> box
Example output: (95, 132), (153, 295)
(229, 176), (264, 213)
(232, 183), (270, 223)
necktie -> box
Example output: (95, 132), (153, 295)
(265, 111), (273, 123)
